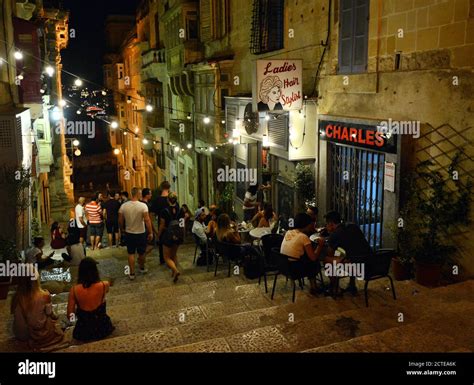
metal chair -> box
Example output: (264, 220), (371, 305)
(270, 248), (306, 303)
(214, 240), (243, 277)
(259, 234), (284, 293)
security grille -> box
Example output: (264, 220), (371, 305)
(0, 119), (13, 148)
(268, 114), (288, 150)
(329, 143), (385, 250)
(250, 0), (284, 54)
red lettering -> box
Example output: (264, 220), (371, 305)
(349, 128), (358, 143)
(333, 125), (341, 138)
(366, 130), (375, 146)
(326, 124), (333, 138)
(375, 132), (385, 147)
(340, 127), (349, 141)
(356, 129), (365, 144)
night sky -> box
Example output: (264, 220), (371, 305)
(61, 0), (140, 85)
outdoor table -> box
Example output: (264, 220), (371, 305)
(238, 227), (251, 242)
(249, 227), (272, 239)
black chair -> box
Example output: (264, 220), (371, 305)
(214, 240), (243, 277)
(337, 249), (397, 307)
(270, 248), (306, 303)
(259, 234), (284, 293)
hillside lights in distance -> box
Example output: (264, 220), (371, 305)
(45, 66), (54, 77)
(111, 121), (119, 129)
(14, 51), (23, 60)
(113, 149), (120, 155)
(74, 78), (83, 87)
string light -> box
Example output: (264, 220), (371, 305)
(14, 51), (23, 60)
(111, 121), (118, 129)
(59, 99), (67, 107)
(113, 148), (120, 155)
(209, 147), (215, 152)
(74, 149), (81, 156)
(74, 78), (83, 87)
(187, 113), (192, 120)
(262, 134), (270, 148)
(265, 115), (270, 121)
(203, 116), (210, 124)
(145, 104), (153, 112)
(186, 143), (192, 149)
(45, 66), (54, 77)
(72, 139), (80, 146)
(142, 138), (149, 144)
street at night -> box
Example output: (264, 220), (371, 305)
(0, 0), (473, 382)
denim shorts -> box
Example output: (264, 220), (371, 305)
(89, 223), (104, 237)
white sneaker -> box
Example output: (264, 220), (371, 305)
(129, 274), (136, 281)
(139, 267), (148, 274)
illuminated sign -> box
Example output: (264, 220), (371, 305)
(256, 59), (303, 112)
(319, 120), (397, 154)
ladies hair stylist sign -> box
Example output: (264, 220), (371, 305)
(255, 59), (302, 112)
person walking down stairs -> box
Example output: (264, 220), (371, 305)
(118, 187), (153, 280)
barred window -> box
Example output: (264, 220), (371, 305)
(250, 0), (284, 55)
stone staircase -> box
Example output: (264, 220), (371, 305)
(0, 243), (473, 353)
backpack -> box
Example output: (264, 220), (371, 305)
(163, 208), (184, 245)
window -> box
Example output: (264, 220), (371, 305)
(186, 11), (198, 40)
(338, 0), (370, 74)
(250, 0), (284, 55)
(214, 0), (230, 38)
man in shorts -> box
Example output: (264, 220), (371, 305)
(119, 187), (153, 280)
(103, 192), (121, 247)
(85, 194), (104, 250)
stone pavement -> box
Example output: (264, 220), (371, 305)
(0, 241), (473, 352)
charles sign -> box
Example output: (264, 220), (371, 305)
(255, 59), (303, 112)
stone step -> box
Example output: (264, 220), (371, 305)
(58, 279), (474, 353)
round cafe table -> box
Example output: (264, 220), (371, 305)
(249, 227), (272, 240)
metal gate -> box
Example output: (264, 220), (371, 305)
(329, 143), (385, 250)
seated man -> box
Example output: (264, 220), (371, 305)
(25, 237), (55, 269)
(306, 205), (319, 232)
(324, 211), (372, 295)
(192, 208), (209, 260)
(280, 213), (325, 296)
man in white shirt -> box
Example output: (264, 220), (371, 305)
(75, 197), (87, 244)
(119, 187), (153, 280)
(192, 208), (209, 262)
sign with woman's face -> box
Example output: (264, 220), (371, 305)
(255, 60), (303, 112)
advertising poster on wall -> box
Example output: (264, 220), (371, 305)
(255, 59), (303, 112)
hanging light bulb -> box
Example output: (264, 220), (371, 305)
(262, 134), (270, 148)
(221, 120), (226, 124)
(17, 74), (24, 80)
(145, 104), (153, 112)
(40, 89), (45, 94)
(102, 90), (107, 96)
(14, 51), (23, 60)
(72, 139), (80, 147)
(74, 149), (82, 156)
(174, 146), (180, 152)
(209, 147), (215, 152)
(111, 121), (119, 129)
(134, 127), (139, 133)
(58, 99), (67, 107)
(187, 143), (192, 149)
(113, 148), (120, 155)
(265, 115), (271, 121)
(74, 78), (83, 87)
(123, 131), (128, 136)
(187, 113), (192, 120)
(142, 138), (149, 145)
(45, 66), (54, 77)
(203, 116), (211, 124)
(76, 109), (81, 115)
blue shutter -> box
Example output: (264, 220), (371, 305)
(338, 0), (369, 74)
(352, 0), (369, 73)
(338, 0), (354, 74)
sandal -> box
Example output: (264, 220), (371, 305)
(173, 271), (180, 283)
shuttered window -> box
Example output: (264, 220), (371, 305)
(268, 114), (288, 150)
(338, 0), (369, 74)
(200, 0), (212, 41)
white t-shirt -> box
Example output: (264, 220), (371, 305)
(119, 200), (149, 234)
(243, 192), (257, 211)
(75, 204), (87, 228)
(280, 230), (311, 260)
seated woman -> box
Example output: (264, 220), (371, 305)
(50, 222), (67, 249)
(63, 225), (85, 266)
(67, 258), (114, 342)
(216, 213), (259, 260)
(11, 271), (64, 350)
(206, 208), (221, 239)
(257, 204), (277, 228)
(280, 213), (326, 296)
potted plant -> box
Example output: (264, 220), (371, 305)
(294, 162), (316, 210)
(411, 152), (472, 287)
(0, 238), (21, 300)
